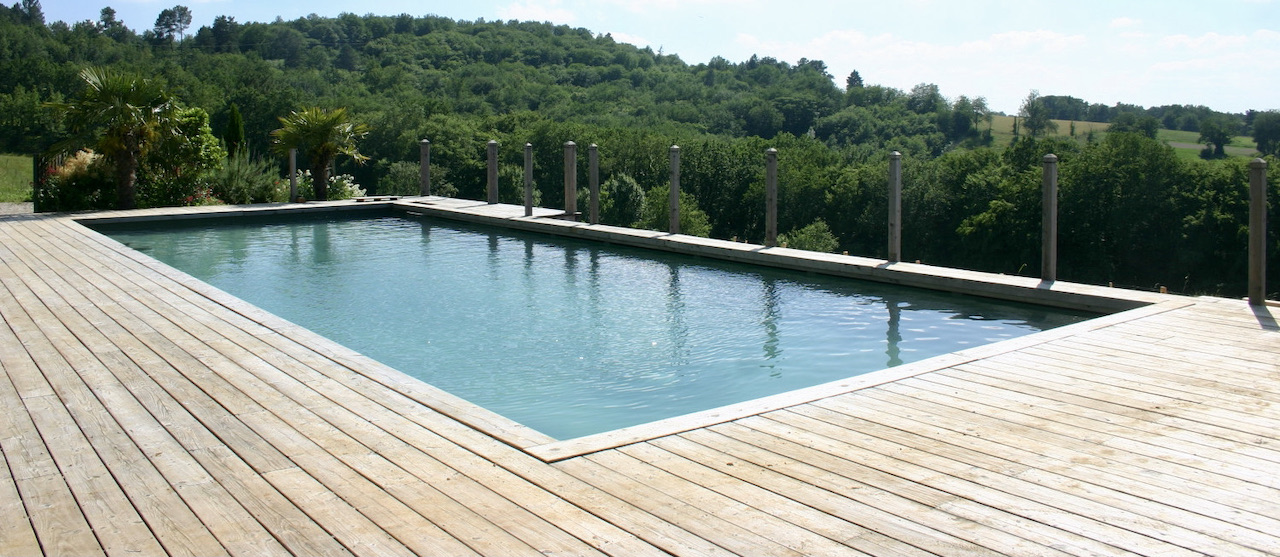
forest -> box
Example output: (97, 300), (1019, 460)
(1, 0), (1277, 298)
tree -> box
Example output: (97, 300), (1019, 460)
(1107, 112), (1159, 139)
(1198, 115), (1239, 158)
(49, 67), (176, 209)
(270, 107), (370, 201)
(154, 5), (192, 42)
(1251, 111), (1280, 157)
(1019, 90), (1058, 138)
(224, 103), (245, 156)
(845, 70), (863, 90)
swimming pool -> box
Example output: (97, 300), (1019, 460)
(97, 211), (1092, 439)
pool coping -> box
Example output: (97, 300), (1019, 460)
(72, 197), (1180, 461)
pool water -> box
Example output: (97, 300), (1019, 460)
(99, 212), (1091, 439)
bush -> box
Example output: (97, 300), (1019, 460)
(36, 149), (113, 211)
(779, 219), (839, 253)
(276, 170), (366, 201)
(209, 153), (279, 204)
(377, 160), (420, 196)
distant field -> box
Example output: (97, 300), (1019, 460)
(987, 115), (1258, 160)
(0, 154), (32, 202)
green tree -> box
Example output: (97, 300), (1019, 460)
(638, 185), (711, 237)
(223, 102), (245, 156)
(49, 67), (177, 209)
(153, 5), (192, 42)
(1198, 115), (1239, 158)
(1018, 90), (1058, 138)
(1251, 111), (1280, 157)
(270, 107), (370, 201)
(1107, 112), (1159, 139)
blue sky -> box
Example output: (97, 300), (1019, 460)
(45, 0), (1280, 114)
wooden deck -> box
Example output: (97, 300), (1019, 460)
(2, 206), (1278, 556)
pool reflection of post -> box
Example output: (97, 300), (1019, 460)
(761, 277), (781, 368)
(885, 297), (903, 367)
(665, 263), (688, 360)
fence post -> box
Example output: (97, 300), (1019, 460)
(669, 145), (681, 234)
(289, 148), (298, 202)
(31, 154), (41, 213)
(1249, 158), (1269, 305)
(888, 151), (902, 262)
(487, 140), (499, 204)
(766, 148), (778, 247)
(562, 141), (578, 220)
(419, 139), (431, 196)
(524, 143), (534, 217)
(1041, 154), (1059, 281)
(589, 144), (600, 224)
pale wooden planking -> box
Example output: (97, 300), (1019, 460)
(4, 210), (1280, 557)
(33, 224), (590, 557)
(0, 447), (41, 556)
(845, 381), (1280, 554)
(906, 371), (1280, 520)
(48, 215), (672, 556)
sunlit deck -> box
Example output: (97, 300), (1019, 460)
(2, 201), (1277, 556)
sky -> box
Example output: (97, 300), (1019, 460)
(43, 0), (1280, 115)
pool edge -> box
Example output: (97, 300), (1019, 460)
(70, 199), (1185, 462)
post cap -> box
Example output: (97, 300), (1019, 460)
(890, 150), (901, 158)
(565, 141), (576, 147)
(766, 147), (778, 155)
(670, 145), (680, 152)
(1043, 153), (1058, 163)
(1250, 157), (1268, 169)
(488, 139), (498, 146)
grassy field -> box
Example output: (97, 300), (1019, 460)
(0, 154), (33, 202)
(986, 115), (1258, 161)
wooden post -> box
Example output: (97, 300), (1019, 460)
(31, 154), (41, 213)
(589, 144), (600, 224)
(669, 145), (681, 234)
(1041, 153), (1059, 281)
(487, 140), (498, 204)
(419, 139), (431, 196)
(1249, 158), (1268, 305)
(765, 148), (778, 247)
(288, 148), (298, 202)
(888, 151), (902, 262)
(563, 141), (577, 221)
(524, 143), (533, 217)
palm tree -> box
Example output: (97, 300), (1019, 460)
(270, 107), (369, 201)
(49, 67), (176, 209)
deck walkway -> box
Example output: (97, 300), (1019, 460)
(1, 207), (1278, 556)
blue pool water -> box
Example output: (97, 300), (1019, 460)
(98, 212), (1091, 439)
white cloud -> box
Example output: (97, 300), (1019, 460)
(607, 31), (653, 49)
(599, 0), (759, 12)
(1109, 17), (1141, 28)
(497, 0), (575, 23)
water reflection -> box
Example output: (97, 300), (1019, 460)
(885, 297), (904, 367)
(760, 278), (781, 364)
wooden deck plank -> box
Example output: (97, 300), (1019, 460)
(3, 209), (1280, 557)
(847, 381), (1280, 554)
(905, 372), (1280, 521)
(45, 213), (671, 556)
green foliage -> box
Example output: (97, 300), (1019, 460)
(599, 173), (644, 226)
(1018, 90), (1058, 139)
(377, 160), (420, 196)
(224, 103), (245, 156)
(208, 151), (279, 204)
(1107, 113), (1159, 139)
(1251, 111), (1280, 157)
(1198, 115), (1240, 159)
(36, 149), (113, 211)
(779, 219), (838, 253)
(270, 107), (369, 200)
(639, 185), (711, 237)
